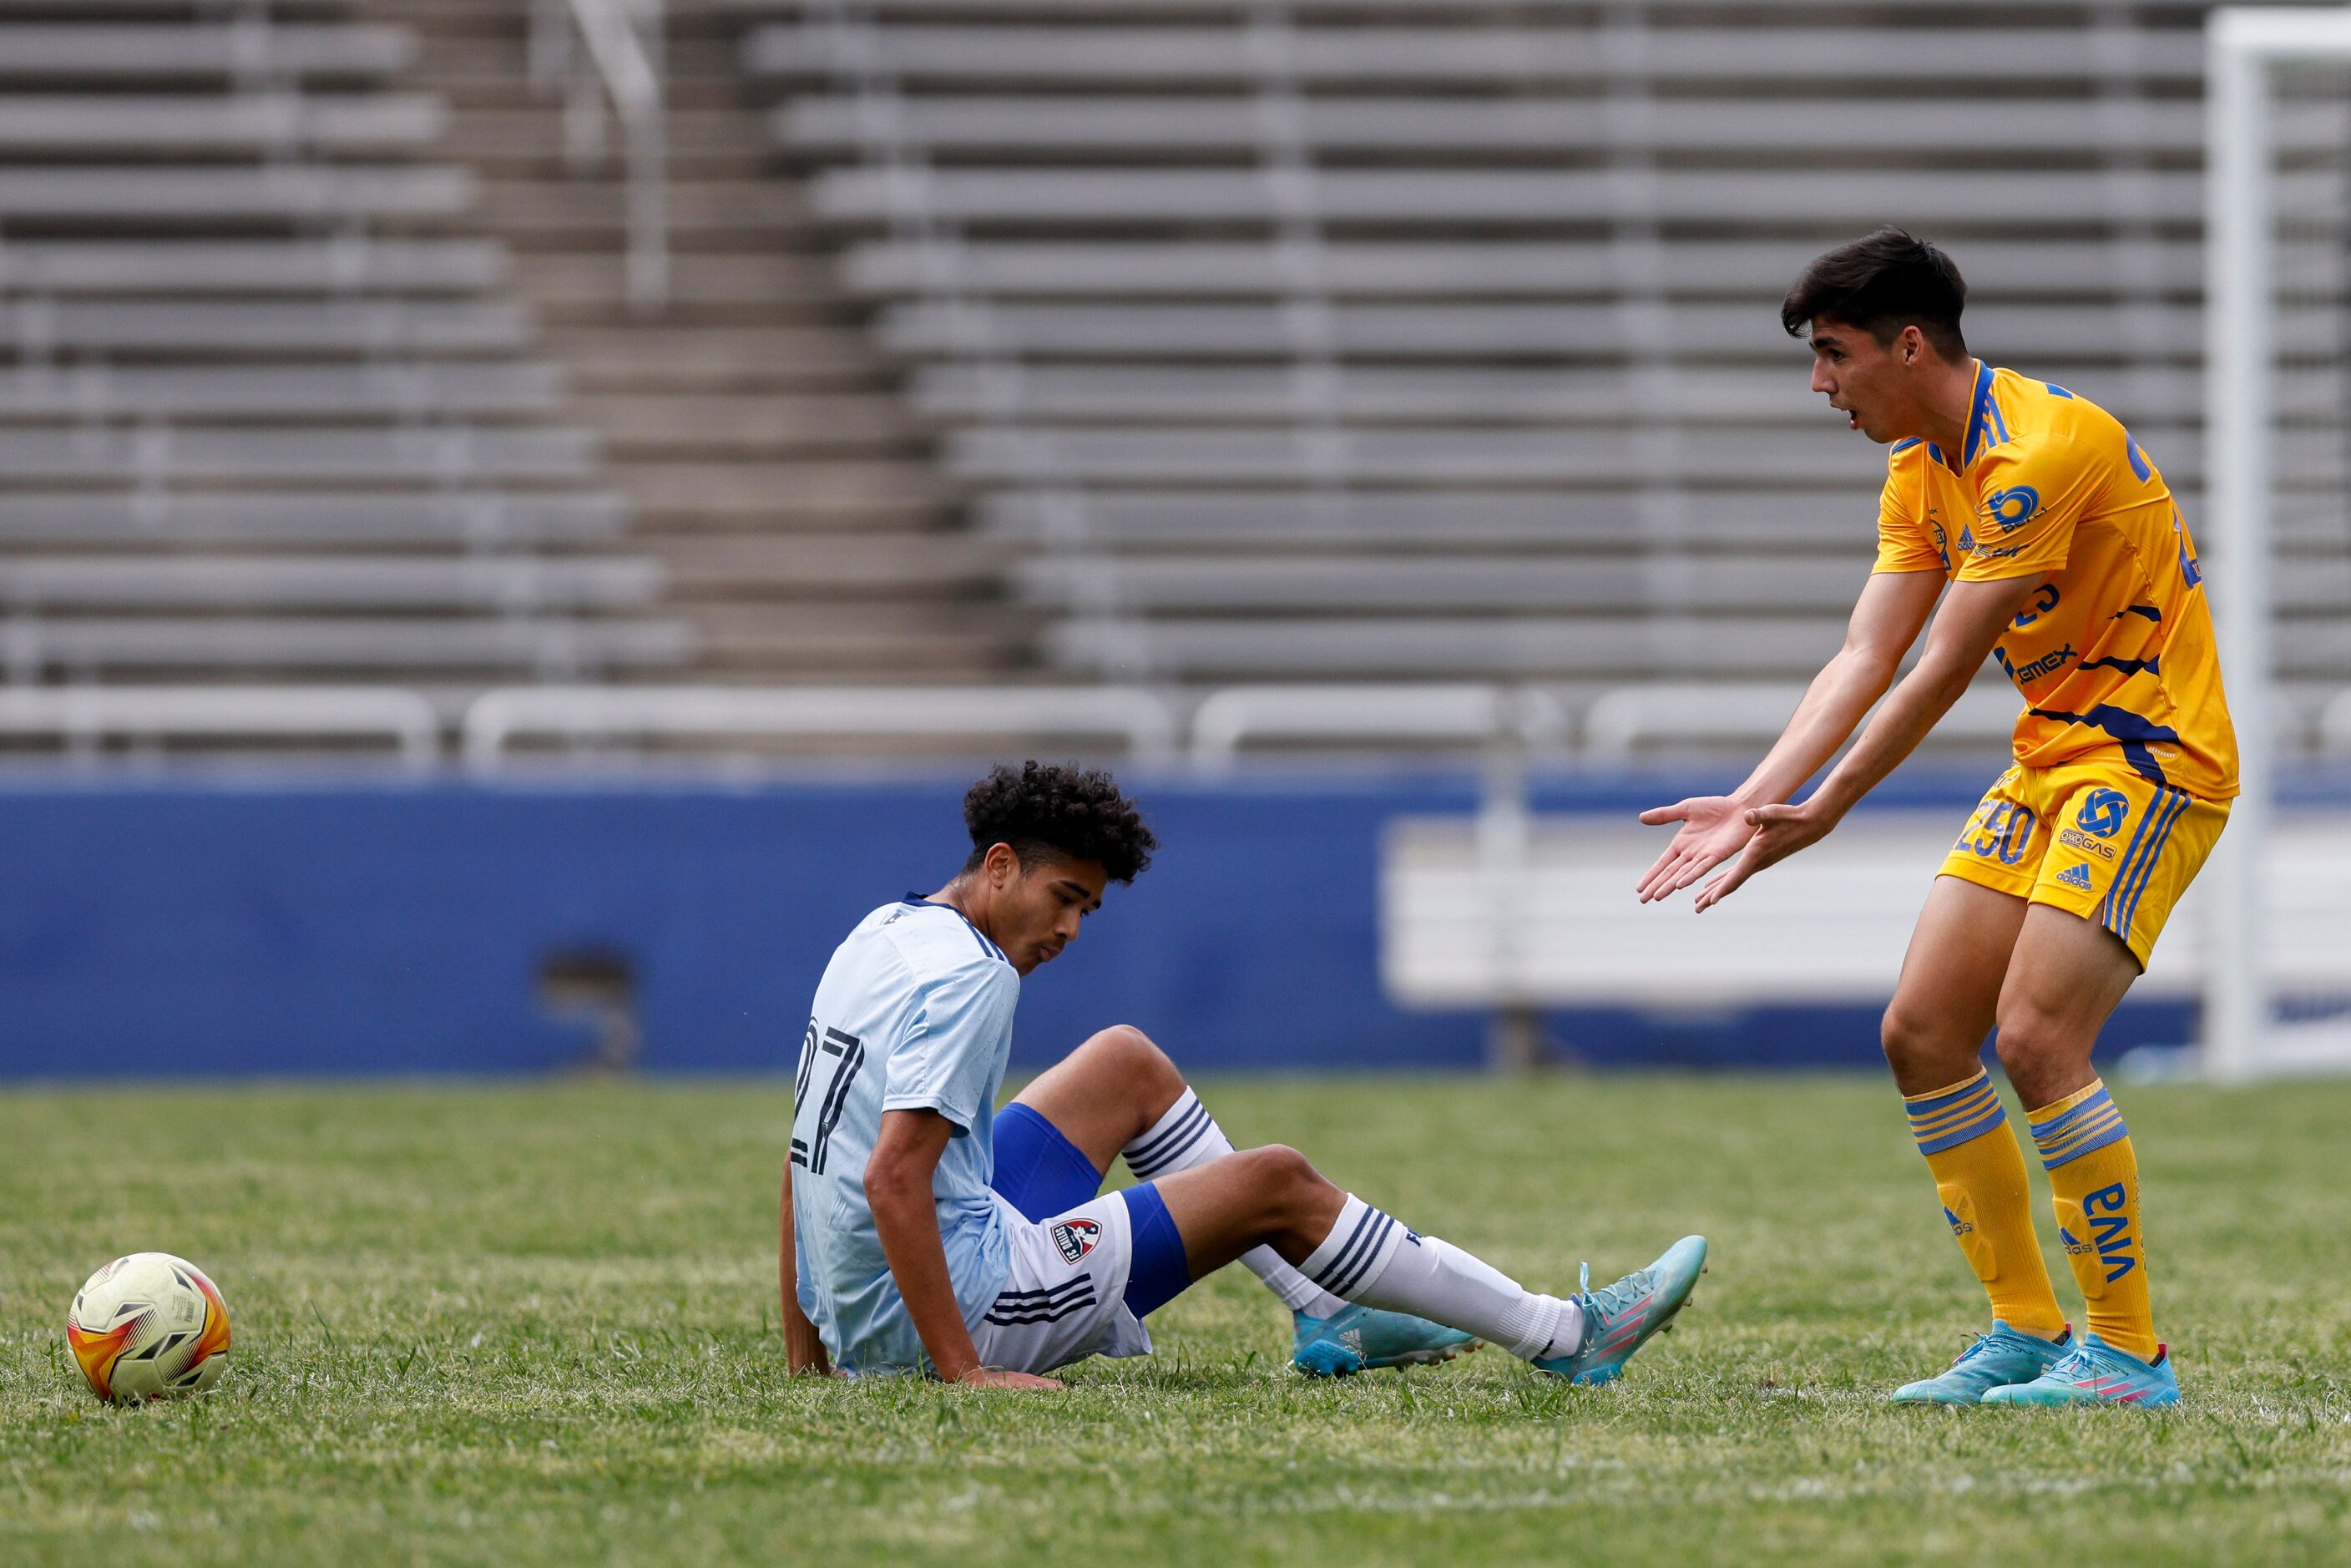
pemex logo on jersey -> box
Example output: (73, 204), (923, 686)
(1051, 1217), (1101, 1266)
(1981, 485), (2043, 533)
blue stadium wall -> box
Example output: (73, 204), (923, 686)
(0, 772), (2193, 1077)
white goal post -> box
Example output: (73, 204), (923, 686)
(2203, 7), (2351, 1079)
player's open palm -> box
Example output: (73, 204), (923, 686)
(1636, 796), (1757, 903)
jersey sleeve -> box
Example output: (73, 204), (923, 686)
(1872, 458), (1946, 574)
(1954, 438), (2105, 582)
(881, 959), (1017, 1132)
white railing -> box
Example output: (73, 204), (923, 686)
(460, 685), (1182, 770)
(1186, 683), (1568, 768)
(531, 0), (667, 315)
(0, 680), (2068, 771)
(0, 685), (439, 768)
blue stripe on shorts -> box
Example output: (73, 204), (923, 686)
(1119, 1181), (1193, 1319)
(991, 1102), (1104, 1222)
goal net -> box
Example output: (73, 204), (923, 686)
(2202, 6), (2351, 1078)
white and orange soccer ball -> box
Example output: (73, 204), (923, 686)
(65, 1253), (233, 1402)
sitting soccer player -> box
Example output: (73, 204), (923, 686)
(781, 760), (1706, 1388)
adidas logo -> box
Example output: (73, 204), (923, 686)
(2056, 863), (2095, 891)
(2060, 1227), (2095, 1257)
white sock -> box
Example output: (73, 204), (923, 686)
(1125, 1089), (1347, 1318)
(1298, 1194), (1584, 1363)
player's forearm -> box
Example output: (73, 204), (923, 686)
(1808, 654), (1976, 820)
(779, 1166), (831, 1375)
(1732, 647), (1899, 807)
(867, 1178), (983, 1381)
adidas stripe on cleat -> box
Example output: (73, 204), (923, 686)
(1535, 1235), (1706, 1387)
(1979, 1333), (2180, 1407)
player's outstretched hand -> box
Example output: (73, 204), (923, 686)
(1636, 795), (1758, 903)
(955, 1368), (1064, 1390)
(1689, 801), (1836, 913)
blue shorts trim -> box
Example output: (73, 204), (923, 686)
(1119, 1181), (1192, 1319)
(991, 1102), (1104, 1222)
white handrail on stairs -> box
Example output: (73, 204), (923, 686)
(530, 0), (668, 314)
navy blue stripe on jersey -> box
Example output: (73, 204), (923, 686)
(1124, 1099), (1212, 1178)
(2025, 704), (2182, 787)
(901, 895), (1007, 964)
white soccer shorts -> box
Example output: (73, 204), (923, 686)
(969, 1191), (1154, 1375)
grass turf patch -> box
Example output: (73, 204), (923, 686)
(1, 1075), (2346, 1565)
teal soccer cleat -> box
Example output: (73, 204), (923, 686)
(1290, 1304), (1479, 1377)
(1890, 1322), (2071, 1406)
(1979, 1333), (2181, 1408)
(1535, 1234), (1707, 1386)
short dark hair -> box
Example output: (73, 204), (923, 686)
(961, 761), (1156, 884)
(1780, 228), (1968, 359)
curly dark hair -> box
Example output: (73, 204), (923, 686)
(961, 761), (1157, 884)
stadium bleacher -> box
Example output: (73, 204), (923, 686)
(0, 0), (687, 700)
(731, 0), (2343, 752)
(0, 0), (2339, 761)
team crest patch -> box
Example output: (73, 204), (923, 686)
(2075, 788), (2131, 838)
(1051, 1218), (1102, 1265)
(2055, 863), (2095, 892)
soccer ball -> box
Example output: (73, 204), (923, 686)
(66, 1253), (233, 1402)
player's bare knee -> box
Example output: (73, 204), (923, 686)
(1084, 1024), (1185, 1095)
(1242, 1145), (1337, 1237)
(1991, 1004), (2084, 1095)
(1881, 1002), (1959, 1076)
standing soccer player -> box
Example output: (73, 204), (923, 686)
(1637, 230), (2232, 1408)
(781, 761), (1707, 1387)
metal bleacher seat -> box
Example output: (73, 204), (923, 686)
(0, 24), (412, 82)
(735, 0), (2293, 715)
(0, 3), (684, 697)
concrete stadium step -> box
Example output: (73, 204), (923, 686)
(539, 326), (899, 391)
(574, 393), (925, 460)
(470, 178), (804, 243)
(613, 461), (953, 528)
(509, 252), (851, 319)
(356, 0), (1027, 682)
(689, 602), (1024, 675)
(654, 533), (1005, 597)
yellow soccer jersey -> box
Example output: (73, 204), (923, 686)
(1874, 363), (2238, 801)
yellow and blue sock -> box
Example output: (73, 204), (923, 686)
(2028, 1078), (2158, 1362)
(1905, 1069), (2067, 1339)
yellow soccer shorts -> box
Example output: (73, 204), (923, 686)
(1939, 761), (2230, 967)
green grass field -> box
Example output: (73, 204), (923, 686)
(2, 1075), (2347, 1565)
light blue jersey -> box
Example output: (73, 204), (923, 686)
(791, 897), (1021, 1373)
